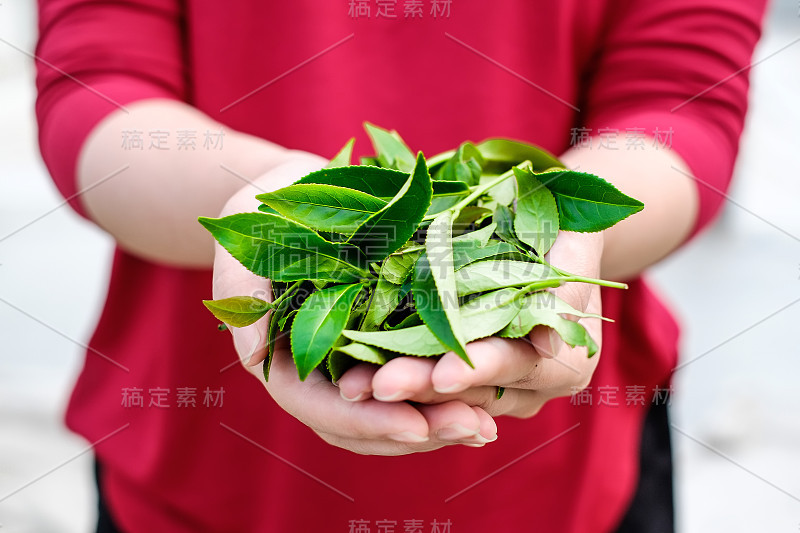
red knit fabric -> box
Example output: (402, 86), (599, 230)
(36, 1), (765, 531)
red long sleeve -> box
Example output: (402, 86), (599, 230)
(36, 0), (186, 217)
(582, 0), (765, 234)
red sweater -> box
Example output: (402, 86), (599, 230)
(36, 1), (764, 531)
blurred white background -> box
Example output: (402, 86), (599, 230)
(1, 2), (799, 531)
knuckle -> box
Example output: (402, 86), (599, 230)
(508, 400), (543, 419)
(555, 372), (592, 399)
(510, 364), (541, 389)
(473, 395), (498, 413)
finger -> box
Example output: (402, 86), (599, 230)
(265, 348), (431, 444)
(545, 231), (602, 352)
(211, 241), (271, 366)
(370, 356), (437, 402)
(431, 336), (543, 394)
(415, 401), (496, 445)
(314, 430), (447, 456)
(408, 377), (547, 419)
(336, 363), (377, 402)
(547, 230), (603, 283)
(372, 357), (530, 416)
(370, 357), (515, 410)
(472, 406), (499, 442)
(433, 335), (595, 395)
(528, 323), (563, 360)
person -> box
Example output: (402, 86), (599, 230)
(35, 1), (766, 531)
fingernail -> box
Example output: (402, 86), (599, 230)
(340, 390), (366, 402)
(463, 443), (487, 448)
(433, 382), (466, 394)
(388, 432), (429, 443)
(436, 424), (479, 442)
(373, 390), (412, 402)
(473, 433), (498, 444)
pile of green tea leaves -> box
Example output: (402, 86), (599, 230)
(199, 124), (643, 384)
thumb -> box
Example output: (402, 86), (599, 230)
(529, 231), (604, 359)
(212, 245), (271, 367)
(209, 153), (327, 369)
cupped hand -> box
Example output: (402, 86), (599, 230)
(212, 152), (497, 455)
(338, 231), (604, 422)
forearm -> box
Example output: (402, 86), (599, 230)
(560, 144), (699, 280)
(76, 99), (313, 267)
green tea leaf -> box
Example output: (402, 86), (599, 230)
(328, 343), (388, 382)
(514, 167), (559, 255)
(257, 204), (279, 215)
(343, 288), (522, 356)
(425, 148), (456, 172)
(414, 209), (468, 363)
(442, 287), (526, 339)
(435, 142), (484, 186)
(453, 222), (496, 246)
(202, 296), (272, 328)
(327, 138), (355, 168)
(413, 252), (468, 361)
(537, 170), (644, 232)
(349, 152), (433, 262)
(498, 293), (599, 356)
(431, 180), (470, 195)
(278, 309), (297, 330)
(296, 166), (410, 198)
(492, 205), (531, 253)
(452, 222), (528, 268)
(385, 312), (423, 330)
(336, 342), (387, 364)
(199, 213), (367, 282)
(256, 184), (387, 235)
(343, 323), (447, 356)
(452, 240), (522, 271)
(264, 282), (303, 381)
(327, 351), (355, 382)
(361, 276), (403, 331)
(426, 180), (471, 217)
(291, 283), (363, 380)
(455, 260), (562, 297)
(477, 138), (563, 174)
(364, 122), (416, 172)
(493, 204), (516, 242)
(480, 172), (516, 206)
(453, 206), (492, 235)
(531, 291), (611, 321)
(382, 250), (421, 284)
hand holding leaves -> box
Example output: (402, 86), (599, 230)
(200, 124), (643, 382)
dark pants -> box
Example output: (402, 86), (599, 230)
(615, 401), (675, 532)
(96, 402), (674, 533)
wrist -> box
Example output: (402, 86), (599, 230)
(219, 150), (327, 217)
